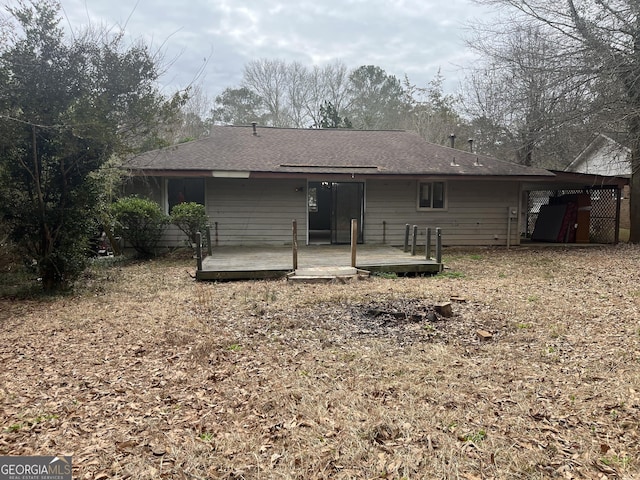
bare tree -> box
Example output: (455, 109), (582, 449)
(304, 62), (351, 128)
(241, 59), (352, 128)
(172, 83), (212, 141)
(464, 21), (594, 167)
(243, 59), (290, 127)
(322, 62), (351, 119)
(473, 0), (640, 240)
(285, 61), (311, 128)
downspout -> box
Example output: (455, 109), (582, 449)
(507, 207), (512, 249)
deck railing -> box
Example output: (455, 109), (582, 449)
(404, 224), (442, 262)
(195, 221), (443, 274)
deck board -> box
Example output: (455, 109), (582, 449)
(197, 245), (442, 280)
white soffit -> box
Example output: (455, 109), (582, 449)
(211, 171), (250, 178)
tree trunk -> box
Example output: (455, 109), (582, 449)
(629, 141), (640, 243)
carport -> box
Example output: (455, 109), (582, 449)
(522, 171), (629, 244)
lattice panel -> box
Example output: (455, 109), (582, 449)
(526, 188), (618, 244)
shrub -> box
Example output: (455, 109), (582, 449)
(170, 202), (208, 245)
(111, 197), (168, 258)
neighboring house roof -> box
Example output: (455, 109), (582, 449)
(565, 134), (631, 177)
(126, 125), (554, 179)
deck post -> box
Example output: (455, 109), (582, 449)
(206, 225), (212, 256)
(196, 232), (203, 271)
(214, 221), (219, 246)
(292, 220), (298, 270)
(615, 187), (621, 244)
(436, 227), (442, 266)
(351, 219), (358, 267)
(426, 227), (432, 260)
(403, 224), (410, 252)
(382, 220), (386, 244)
(411, 224), (418, 256)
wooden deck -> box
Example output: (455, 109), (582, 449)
(197, 245), (442, 281)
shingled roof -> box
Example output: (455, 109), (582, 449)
(126, 125), (554, 179)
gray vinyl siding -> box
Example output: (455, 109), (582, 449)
(206, 178), (307, 245)
(364, 179), (521, 246)
(128, 177), (307, 246)
(130, 176), (522, 247)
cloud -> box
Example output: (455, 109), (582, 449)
(56, 0), (493, 97)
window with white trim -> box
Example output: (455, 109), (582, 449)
(417, 181), (446, 210)
(167, 178), (205, 213)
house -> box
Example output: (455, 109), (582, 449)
(564, 134), (631, 231)
(124, 125), (625, 247)
(565, 134), (631, 177)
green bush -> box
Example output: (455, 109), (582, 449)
(111, 197), (168, 258)
(170, 202), (208, 245)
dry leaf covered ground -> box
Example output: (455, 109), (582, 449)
(1, 245), (640, 479)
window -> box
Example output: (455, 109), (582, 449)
(167, 178), (205, 212)
(417, 181), (446, 210)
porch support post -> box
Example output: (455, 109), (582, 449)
(206, 225), (212, 256)
(292, 220), (298, 270)
(196, 231), (203, 272)
(426, 227), (432, 260)
(403, 224), (410, 252)
(436, 227), (442, 267)
(351, 219), (358, 267)
(615, 187), (622, 244)
(411, 225), (418, 256)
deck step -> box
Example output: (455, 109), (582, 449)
(287, 266), (370, 283)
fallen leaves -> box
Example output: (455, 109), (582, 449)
(1, 246), (640, 478)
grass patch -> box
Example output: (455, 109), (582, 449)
(461, 429), (487, 443)
(515, 322), (532, 329)
(374, 271), (398, 279)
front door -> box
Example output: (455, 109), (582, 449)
(308, 181), (364, 244)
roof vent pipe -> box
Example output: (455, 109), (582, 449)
(468, 138), (474, 153)
(251, 122), (257, 136)
(449, 133), (456, 149)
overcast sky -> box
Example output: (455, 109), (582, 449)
(58, 0), (495, 100)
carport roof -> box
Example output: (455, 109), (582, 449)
(523, 170), (629, 191)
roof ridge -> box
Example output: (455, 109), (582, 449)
(218, 125), (407, 133)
